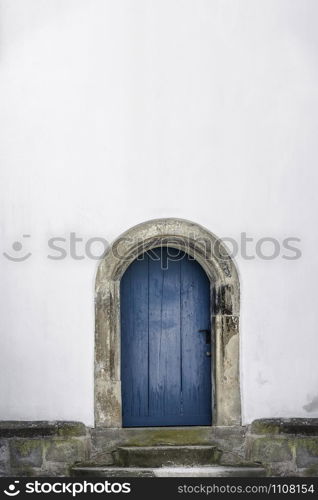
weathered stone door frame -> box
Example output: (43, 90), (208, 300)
(95, 218), (241, 428)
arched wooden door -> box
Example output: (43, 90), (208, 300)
(120, 247), (212, 427)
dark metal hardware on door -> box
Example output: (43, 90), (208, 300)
(198, 329), (211, 344)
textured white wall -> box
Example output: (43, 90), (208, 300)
(0, 0), (318, 426)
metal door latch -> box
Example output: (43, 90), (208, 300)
(198, 329), (211, 344)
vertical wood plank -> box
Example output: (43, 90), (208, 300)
(121, 256), (149, 422)
(149, 248), (182, 418)
(181, 256), (211, 421)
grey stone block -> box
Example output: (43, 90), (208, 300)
(247, 437), (293, 463)
(264, 462), (296, 477)
(212, 426), (247, 464)
(45, 438), (88, 463)
(295, 438), (318, 468)
(250, 419), (318, 436)
(0, 439), (10, 476)
(10, 439), (44, 468)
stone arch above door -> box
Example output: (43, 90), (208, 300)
(95, 218), (241, 427)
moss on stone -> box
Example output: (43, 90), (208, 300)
(10, 439), (44, 468)
(0, 421), (87, 438)
(250, 420), (282, 435)
(13, 439), (43, 457)
(251, 419), (318, 436)
(125, 428), (212, 446)
(56, 423), (87, 438)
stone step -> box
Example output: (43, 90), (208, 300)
(91, 425), (245, 448)
(89, 426), (248, 466)
(114, 445), (221, 467)
(71, 466), (266, 478)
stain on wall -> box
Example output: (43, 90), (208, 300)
(303, 396), (318, 413)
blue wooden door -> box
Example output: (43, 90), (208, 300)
(120, 247), (212, 427)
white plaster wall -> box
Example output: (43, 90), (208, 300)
(0, 0), (317, 426)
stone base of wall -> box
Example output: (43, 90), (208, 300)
(0, 422), (90, 476)
(1, 419), (318, 477)
(247, 419), (318, 477)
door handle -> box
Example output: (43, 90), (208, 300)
(198, 329), (211, 344)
